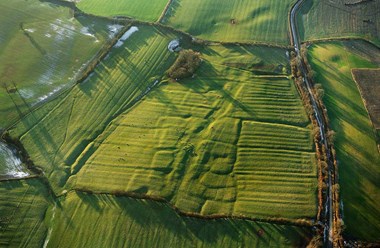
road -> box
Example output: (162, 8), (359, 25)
(289, 0), (334, 247)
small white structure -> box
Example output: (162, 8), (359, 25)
(168, 39), (180, 52)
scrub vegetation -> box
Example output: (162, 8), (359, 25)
(167, 49), (201, 79)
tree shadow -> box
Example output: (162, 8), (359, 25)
(182, 62), (256, 118)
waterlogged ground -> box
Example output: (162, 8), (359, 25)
(0, 0), (115, 127)
(0, 142), (29, 178)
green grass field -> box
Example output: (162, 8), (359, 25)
(0, 182), (312, 247)
(9, 33), (317, 220)
(308, 41), (380, 241)
(164, 0), (296, 45)
(45, 192), (312, 248)
(68, 45), (316, 220)
(77, 0), (169, 22)
(0, 0), (113, 128)
(298, 0), (380, 46)
(8, 24), (178, 193)
(0, 179), (50, 247)
(0, 1), (325, 245)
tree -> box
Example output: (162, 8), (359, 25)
(167, 49), (201, 80)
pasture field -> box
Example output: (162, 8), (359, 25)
(0, 0), (114, 128)
(9, 37), (317, 220)
(8, 24), (179, 194)
(298, 0), (380, 46)
(351, 69), (380, 130)
(164, 0), (296, 45)
(76, 0), (168, 22)
(308, 41), (380, 241)
(0, 179), (50, 247)
(45, 192), (312, 248)
(69, 45), (316, 220)
(200, 44), (290, 75)
(0, 184), (313, 247)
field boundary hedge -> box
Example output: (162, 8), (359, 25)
(299, 43), (344, 247)
(301, 37), (380, 49)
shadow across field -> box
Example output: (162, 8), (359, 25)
(61, 192), (312, 247)
(181, 62), (256, 117)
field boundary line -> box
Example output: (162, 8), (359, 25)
(302, 37), (380, 49)
(0, 175), (39, 182)
(157, 0), (175, 23)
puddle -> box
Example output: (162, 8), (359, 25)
(0, 141), (29, 178)
(114, 26), (139, 48)
(107, 24), (124, 39)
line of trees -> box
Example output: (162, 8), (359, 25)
(300, 44), (345, 247)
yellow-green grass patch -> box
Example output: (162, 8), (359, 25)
(200, 44), (290, 75)
(8, 25), (178, 193)
(0, 179), (50, 247)
(70, 54), (316, 220)
(46, 192), (313, 247)
(238, 121), (313, 151)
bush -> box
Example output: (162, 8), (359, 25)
(167, 49), (201, 80)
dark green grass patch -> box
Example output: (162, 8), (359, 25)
(308, 41), (380, 241)
(46, 192), (312, 248)
(298, 0), (380, 45)
(0, 179), (51, 247)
